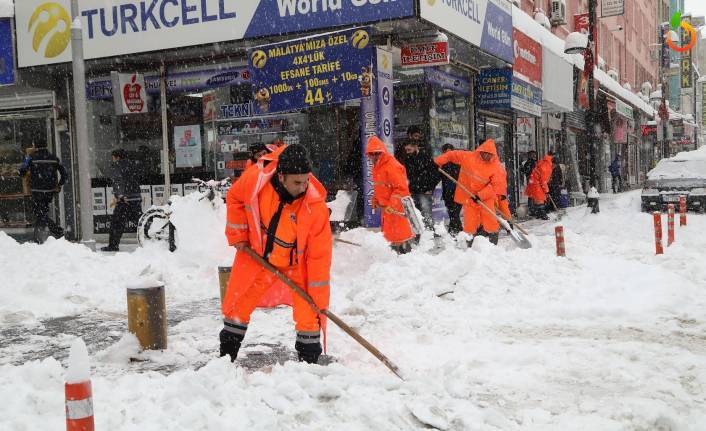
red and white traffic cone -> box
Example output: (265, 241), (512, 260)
(653, 212), (663, 255)
(555, 226), (566, 257)
(679, 195), (687, 227)
(65, 339), (94, 431)
(667, 204), (675, 246)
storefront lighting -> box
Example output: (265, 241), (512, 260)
(186, 93), (203, 98)
(563, 32), (588, 54)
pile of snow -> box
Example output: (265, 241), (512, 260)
(647, 146), (706, 180)
(0, 191), (234, 323)
(65, 338), (90, 383)
(2, 191), (706, 429)
(0, 0), (13, 18)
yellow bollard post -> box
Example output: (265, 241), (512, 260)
(218, 266), (232, 305)
(127, 285), (167, 350)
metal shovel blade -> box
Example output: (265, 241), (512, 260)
(509, 229), (533, 249)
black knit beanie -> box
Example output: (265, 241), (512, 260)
(277, 144), (312, 175)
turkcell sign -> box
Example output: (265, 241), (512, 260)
(15, 0), (415, 68)
(420, 0), (514, 63)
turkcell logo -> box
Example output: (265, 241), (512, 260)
(80, 0), (237, 39)
(29, 2), (71, 58)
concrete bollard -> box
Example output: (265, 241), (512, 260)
(127, 285), (167, 350)
(667, 204), (675, 246)
(218, 266), (232, 305)
(555, 226), (566, 257)
(679, 195), (687, 226)
(653, 212), (663, 255)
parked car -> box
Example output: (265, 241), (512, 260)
(641, 148), (706, 212)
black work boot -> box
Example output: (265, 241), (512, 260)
(295, 331), (322, 364)
(220, 321), (247, 362)
(488, 232), (499, 245)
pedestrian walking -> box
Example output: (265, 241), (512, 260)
(434, 139), (505, 247)
(547, 156), (565, 213)
(102, 149), (142, 252)
(221, 144), (332, 364)
(401, 130), (439, 235)
(366, 136), (415, 254)
(440, 144), (462, 236)
(525, 152), (554, 220)
(18, 142), (67, 243)
(609, 155), (621, 193)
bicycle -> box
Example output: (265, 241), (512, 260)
(136, 177), (231, 252)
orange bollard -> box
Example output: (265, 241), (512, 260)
(679, 195), (687, 226)
(555, 226), (566, 257)
(667, 204), (675, 246)
(653, 212), (663, 255)
(65, 380), (94, 431)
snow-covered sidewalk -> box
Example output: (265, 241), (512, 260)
(1, 191), (705, 430)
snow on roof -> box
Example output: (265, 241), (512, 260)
(0, 0), (13, 18)
(513, 5), (654, 118)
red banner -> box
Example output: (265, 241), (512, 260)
(512, 28), (542, 88)
(401, 41), (449, 67)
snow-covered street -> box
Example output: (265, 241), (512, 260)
(1, 191), (705, 430)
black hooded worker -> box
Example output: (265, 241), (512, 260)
(102, 149), (142, 252)
(18, 142), (67, 243)
(222, 144), (332, 365)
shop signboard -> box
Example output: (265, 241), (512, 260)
(424, 68), (471, 96)
(219, 103), (253, 119)
(202, 92), (218, 122)
(420, 0), (514, 64)
(574, 13), (589, 34)
(401, 40), (449, 68)
(511, 77), (542, 117)
(681, 16), (693, 89)
(600, 0), (624, 18)
(174, 125), (203, 168)
(87, 66), (250, 100)
(477, 68), (512, 111)
(640, 124), (657, 136)
(15, 0), (414, 67)
(111, 72), (149, 114)
(615, 98), (633, 119)
(248, 27), (374, 115)
(512, 28), (542, 89)
(702, 82), (706, 127)
(0, 18), (15, 86)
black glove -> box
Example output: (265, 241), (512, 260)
(219, 329), (244, 362)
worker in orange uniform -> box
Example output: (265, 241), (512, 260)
(525, 152), (554, 220)
(434, 139), (505, 246)
(365, 136), (415, 254)
(221, 144), (332, 364)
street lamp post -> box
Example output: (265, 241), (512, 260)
(586, 0), (598, 191)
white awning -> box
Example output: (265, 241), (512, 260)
(541, 48), (573, 113)
(0, 0), (12, 18)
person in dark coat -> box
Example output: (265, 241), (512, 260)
(102, 149), (142, 252)
(609, 155), (621, 193)
(18, 142), (67, 243)
(401, 129), (440, 234)
(547, 156), (565, 213)
(439, 144), (463, 236)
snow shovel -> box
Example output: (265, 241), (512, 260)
(334, 238), (362, 247)
(242, 247), (405, 380)
(438, 169), (532, 249)
(548, 195), (566, 220)
(400, 196), (425, 236)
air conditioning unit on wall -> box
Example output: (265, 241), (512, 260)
(550, 0), (567, 25)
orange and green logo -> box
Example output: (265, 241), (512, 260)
(666, 11), (697, 53)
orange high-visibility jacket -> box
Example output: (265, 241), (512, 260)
(366, 136), (415, 244)
(223, 160), (332, 313)
(525, 154), (553, 203)
(434, 139), (505, 205)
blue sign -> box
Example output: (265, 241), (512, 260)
(425, 68), (471, 96)
(244, 1), (415, 39)
(220, 103), (254, 119)
(249, 27), (374, 115)
(477, 68), (543, 116)
(0, 19), (15, 86)
(477, 68), (512, 111)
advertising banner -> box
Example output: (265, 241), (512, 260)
(203, 92), (218, 122)
(248, 27), (374, 115)
(511, 77), (542, 117)
(424, 68), (471, 96)
(0, 18), (15, 86)
(420, 0), (514, 63)
(681, 16), (693, 89)
(111, 72), (148, 114)
(15, 0), (414, 67)
(512, 28), (542, 88)
(174, 125), (203, 168)
(87, 66), (250, 100)
(401, 40), (449, 68)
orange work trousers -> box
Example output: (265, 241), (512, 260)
(462, 199), (500, 234)
(229, 266), (320, 332)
